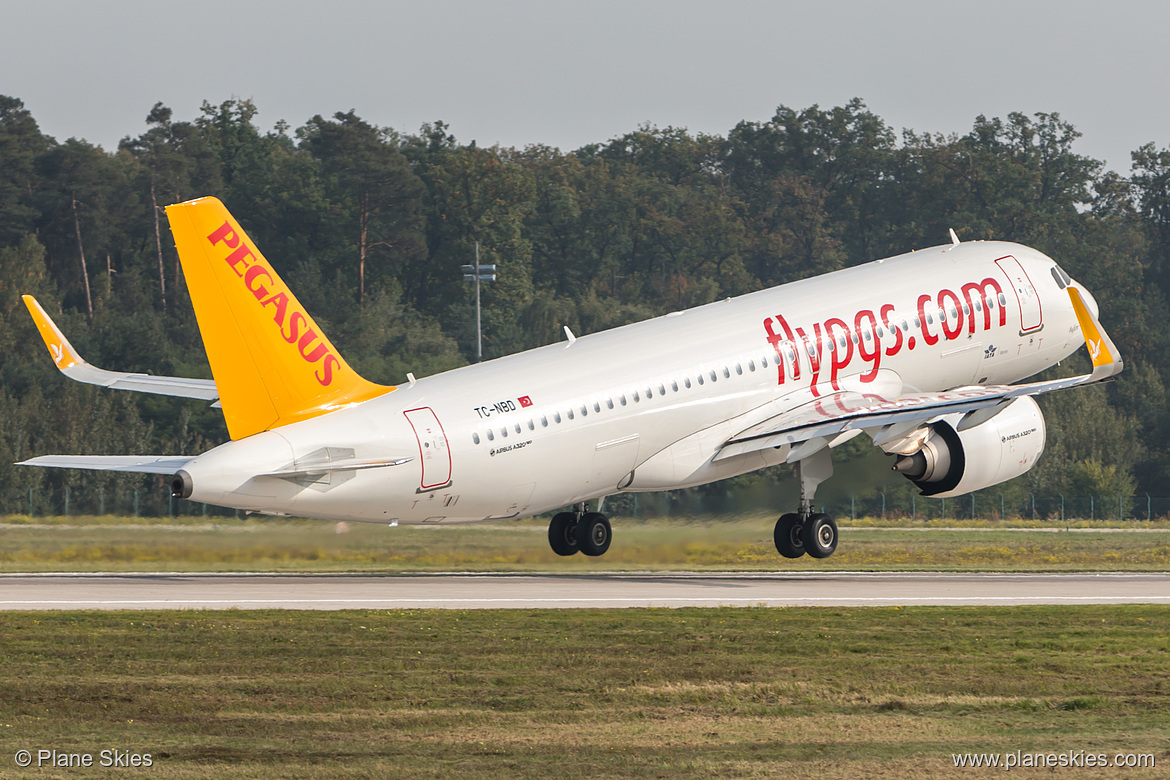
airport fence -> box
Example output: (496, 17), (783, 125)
(5, 484), (1170, 523)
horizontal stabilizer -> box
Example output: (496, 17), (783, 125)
(22, 295), (219, 402)
(17, 455), (193, 475)
(260, 456), (414, 479)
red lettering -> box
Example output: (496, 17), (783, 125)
(297, 330), (328, 363)
(224, 243), (258, 276)
(795, 323), (824, 396)
(315, 354), (340, 386)
(282, 311), (306, 344)
(917, 294), (939, 346)
(938, 289), (964, 340)
(824, 317), (853, 390)
(206, 221), (240, 248)
(244, 265), (273, 300)
(260, 292), (290, 326)
(961, 278), (1006, 333)
(763, 315), (799, 384)
(854, 310), (881, 382)
(880, 304), (904, 357)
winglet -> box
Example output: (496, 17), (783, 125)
(23, 295), (83, 371)
(166, 197), (393, 440)
(1068, 287), (1123, 380)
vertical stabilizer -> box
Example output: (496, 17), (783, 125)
(166, 197), (391, 440)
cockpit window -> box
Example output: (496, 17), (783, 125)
(1051, 264), (1073, 289)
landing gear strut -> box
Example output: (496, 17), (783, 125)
(548, 503), (611, 557)
(773, 448), (839, 559)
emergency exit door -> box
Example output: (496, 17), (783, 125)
(403, 407), (452, 491)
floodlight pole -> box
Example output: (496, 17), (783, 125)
(474, 242), (482, 362)
(461, 243), (496, 363)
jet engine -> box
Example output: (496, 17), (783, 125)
(892, 396), (1046, 497)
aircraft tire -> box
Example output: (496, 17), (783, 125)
(774, 513), (806, 558)
(801, 513), (838, 559)
(577, 512), (612, 557)
(548, 512), (580, 556)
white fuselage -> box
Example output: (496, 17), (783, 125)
(181, 241), (1090, 523)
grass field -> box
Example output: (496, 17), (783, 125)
(0, 606), (1166, 778)
(2, 514), (1170, 572)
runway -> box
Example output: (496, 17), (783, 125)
(1, 571), (1169, 610)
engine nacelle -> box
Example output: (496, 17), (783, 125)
(892, 396), (1046, 497)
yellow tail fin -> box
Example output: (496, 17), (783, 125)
(166, 197), (391, 440)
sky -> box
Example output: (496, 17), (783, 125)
(4, 1), (1168, 174)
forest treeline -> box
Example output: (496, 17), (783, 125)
(1, 95), (1169, 516)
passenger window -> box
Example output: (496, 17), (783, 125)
(685, 377), (692, 388)
(999, 293), (1008, 307)
(487, 430), (495, 441)
(606, 398), (614, 409)
(541, 416), (548, 427)
(747, 361), (756, 372)
(515, 423), (522, 433)
(633, 391), (640, 402)
(554, 412), (561, 423)
(671, 380), (679, 391)
(697, 374), (705, 385)
(567, 409), (574, 420)
(580, 405), (587, 416)
(761, 355), (769, 367)
(527, 420), (535, 430)
(710, 370), (718, 382)
(722, 367), (730, 379)
(473, 432), (481, 444)
(501, 428), (508, 438)
(658, 383), (666, 394)
(620, 395), (627, 406)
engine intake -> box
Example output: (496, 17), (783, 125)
(893, 396), (1046, 497)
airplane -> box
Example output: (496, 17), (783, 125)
(19, 198), (1122, 560)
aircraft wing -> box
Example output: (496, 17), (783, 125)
(22, 295), (220, 403)
(716, 287), (1122, 463)
(17, 455), (193, 475)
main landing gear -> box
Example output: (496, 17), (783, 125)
(548, 503), (612, 557)
(773, 448), (839, 560)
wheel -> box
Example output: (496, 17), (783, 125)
(548, 512), (580, 556)
(801, 513), (838, 559)
(774, 513), (806, 558)
(576, 512), (612, 557)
